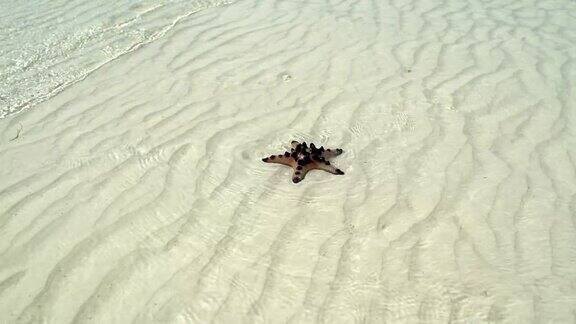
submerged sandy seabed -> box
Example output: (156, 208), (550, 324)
(1, 0), (576, 322)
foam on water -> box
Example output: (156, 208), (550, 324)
(0, 0), (234, 119)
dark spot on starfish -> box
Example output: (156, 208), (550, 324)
(327, 149), (331, 152)
(296, 166), (303, 170)
(295, 171), (301, 175)
(262, 158), (268, 162)
(336, 149), (343, 154)
(270, 156), (275, 159)
(292, 177), (301, 183)
(291, 152), (298, 159)
(284, 152), (290, 157)
(297, 159), (306, 166)
(325, 161), (330, 165)
(335, 169), (344, 175)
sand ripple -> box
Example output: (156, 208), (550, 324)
(1, 0), (576, 322)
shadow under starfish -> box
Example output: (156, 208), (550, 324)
(262, 141), (345, 183)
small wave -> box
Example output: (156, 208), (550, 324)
(0, 0), (235, 119)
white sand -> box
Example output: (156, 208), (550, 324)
(1, 0), (576, 322)
(0, 0), (233, 118)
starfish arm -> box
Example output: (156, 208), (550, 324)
(262, 152), (295, 167)
(321, 148), (344, 159)
(291, 165), (311, 183)
(313, 161), (345, 175)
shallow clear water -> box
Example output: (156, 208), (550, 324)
(1, 0), (576, 322)
(0, 0), (233, 119)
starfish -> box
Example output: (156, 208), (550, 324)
(262, 141), (345, 183)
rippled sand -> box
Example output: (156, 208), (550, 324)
(1, 0), (576, 323)
(0, 0), (233, 118)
